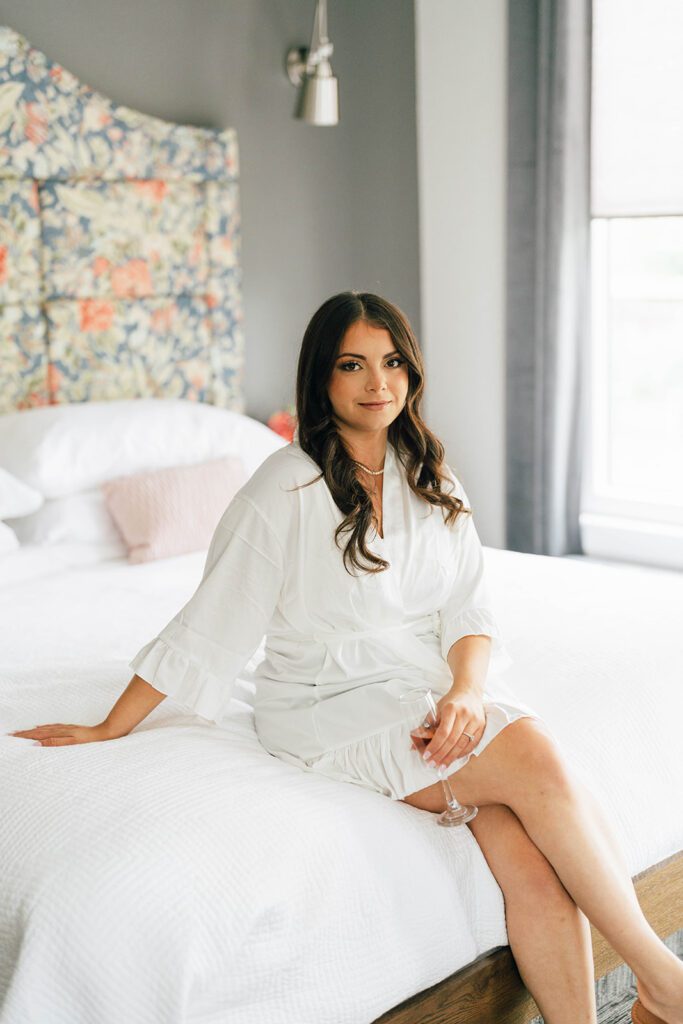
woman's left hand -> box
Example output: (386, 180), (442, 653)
(416, 690), (487, 769)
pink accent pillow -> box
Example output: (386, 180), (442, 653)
(102, 456), (248, 564)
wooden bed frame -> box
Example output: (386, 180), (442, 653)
(375, 850), (682, 1023)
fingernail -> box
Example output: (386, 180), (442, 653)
(422, 751), (432, 761)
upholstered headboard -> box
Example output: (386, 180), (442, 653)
(0, 27), (244, 414)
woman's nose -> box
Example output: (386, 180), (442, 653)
(366, 369), (388, 390)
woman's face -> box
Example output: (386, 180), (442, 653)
(327, 320), (410, 437)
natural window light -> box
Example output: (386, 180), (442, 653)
(582, 0), (683, 569)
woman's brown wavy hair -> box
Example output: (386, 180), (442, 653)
(290, 291), (471, 576)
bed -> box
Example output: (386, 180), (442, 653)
(0, 26), (681, 1024)
(1, 527), (682, 1023)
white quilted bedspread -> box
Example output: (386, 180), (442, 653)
(0, 544), (681, 1024)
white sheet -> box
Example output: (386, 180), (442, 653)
(0, 541), (127, 587)
(1, 544), (681, 1024)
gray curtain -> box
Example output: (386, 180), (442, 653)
(506, 0), (592, 556)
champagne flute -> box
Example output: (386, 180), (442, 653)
(398, 686), (478, 827)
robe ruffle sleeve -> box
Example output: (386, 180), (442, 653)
(129, 493), (285, 723)
(438, 468), (512, 675)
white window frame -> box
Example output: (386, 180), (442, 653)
(579, 218), (683, 571)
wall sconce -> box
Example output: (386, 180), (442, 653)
(286, 0), (339, 126)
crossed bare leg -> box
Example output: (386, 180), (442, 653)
(402, 718), (683, 1024)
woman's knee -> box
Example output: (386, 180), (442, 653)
(490, 717), (575, 801)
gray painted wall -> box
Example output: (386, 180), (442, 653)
(0, 0), (420, 422)
(416, 0), (508, 547)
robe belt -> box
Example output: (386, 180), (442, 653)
(272, 610), (442, 645)
(263, 610), (453, 692)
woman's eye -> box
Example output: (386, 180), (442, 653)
(339, 358), (405, 372)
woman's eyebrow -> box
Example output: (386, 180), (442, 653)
(336, 350), (400, 360)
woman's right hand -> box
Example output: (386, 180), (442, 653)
(10, 676), (166, 746)
(9, 722), (121, 746)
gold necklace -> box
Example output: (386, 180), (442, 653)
(353, 460), (385, 476)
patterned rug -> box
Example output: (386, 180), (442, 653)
(529, 930), (683, 1024)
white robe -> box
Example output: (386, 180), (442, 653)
(130, 438), (538, 790)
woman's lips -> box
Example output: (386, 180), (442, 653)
(359, 401), (390, 409)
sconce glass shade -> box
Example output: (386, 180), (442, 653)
(296, 60), (339, 126)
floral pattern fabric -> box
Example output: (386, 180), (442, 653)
(0, 27), (244, 413)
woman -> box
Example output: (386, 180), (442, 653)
(13, 292), (683, 1024)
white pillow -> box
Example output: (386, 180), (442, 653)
(0, 520), (20, 554)
(0, 399), (288, 499)
(0, 465), (44, 519)
(6, 489), (126, 553)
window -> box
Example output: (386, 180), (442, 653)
(582, 0), (683, 569)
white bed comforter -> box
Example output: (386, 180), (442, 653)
(1, 544), (681, 1024)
